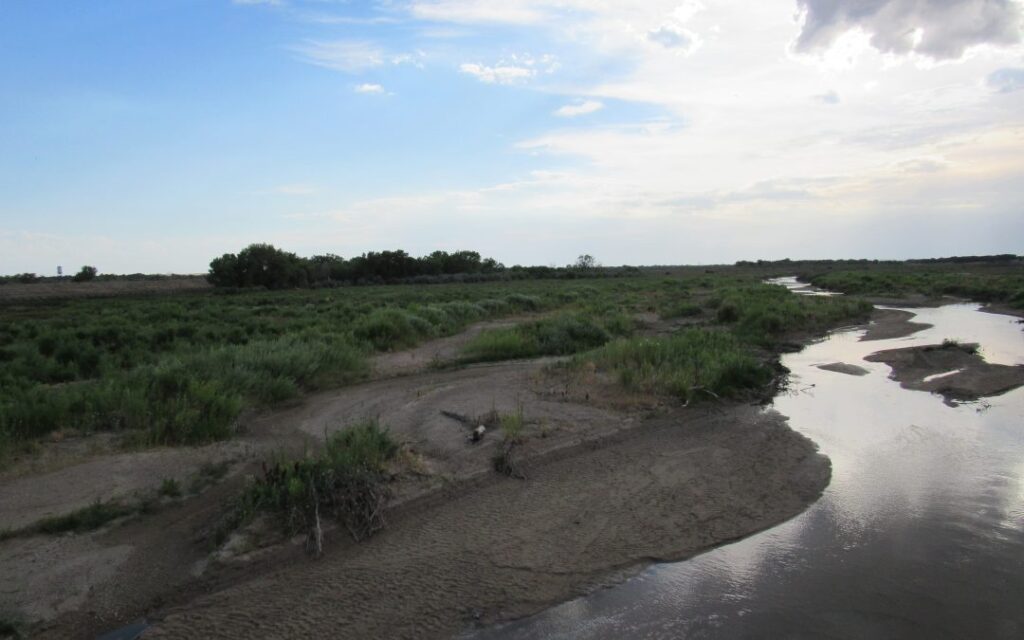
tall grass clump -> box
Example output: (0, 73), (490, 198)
(461, 314), (612, 362)
(710, 284), (872, 346)
(493, 406), (526, 479)
(231, 420), (399, 554)
(578, 329), (773, 404)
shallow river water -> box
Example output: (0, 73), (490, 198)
(471, 280), (1024, 639)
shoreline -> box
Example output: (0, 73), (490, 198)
(11, 300), (1020, 639)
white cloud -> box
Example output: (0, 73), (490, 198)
(409, 0), (549, 24)
(354, 83), (385, 94)
(291, 41), (424, 73)
(292, 40), (385, 73)
(555, 100), (604, 117)
(459, 62), (534, 84)
(647, 23), (701, 54)
(459, 52), (557, 84)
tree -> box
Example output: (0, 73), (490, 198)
(574, 254), (597, 270)
(72, 265), (98, 282)
(206, 244), (308, 289)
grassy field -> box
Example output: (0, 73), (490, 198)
(0, 278), (677, 457)
(802, 266), (1024, 308)
(0, 268), (892, 459)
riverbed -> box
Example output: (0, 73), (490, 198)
(471, 284), (1024, 639)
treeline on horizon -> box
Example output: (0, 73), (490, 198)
(2, 249), (1020, 287)
(205, 244), (625, 289)
(734, 254), (1022, 267)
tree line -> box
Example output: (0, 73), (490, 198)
(206, 244), (613, 289)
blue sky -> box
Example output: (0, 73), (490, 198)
(2, 0), (1023, 274)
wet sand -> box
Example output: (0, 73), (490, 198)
(1, 311), (835, 640)
(144, 407), (828, 640)
(865, 342), (1024, 403)
(860, 308), (932, 341)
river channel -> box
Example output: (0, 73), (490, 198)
(470, 279), (1024, 639)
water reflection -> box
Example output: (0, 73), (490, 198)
(469, 291), (1024, 640)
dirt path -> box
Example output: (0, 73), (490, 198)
(370, 315), (544, 378)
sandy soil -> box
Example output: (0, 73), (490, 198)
(0, 442), (252, 531)
(860, 308), (932, 341)
(144, 407), (828, 640)
(865, 342), (1024, 403)
(817, 362), (870, 376)
(2, 315), (830, 640)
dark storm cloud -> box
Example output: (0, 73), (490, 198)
(795, 0), (1022, 59)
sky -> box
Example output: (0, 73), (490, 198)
(1, 0), (1023, 274)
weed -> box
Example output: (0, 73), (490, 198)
(31, 500), (137, 535)
(493, 406), (526, 479)
(576, 330), (773, 405)
(158, 478), (182, 498)
(227, 420), (399, 554)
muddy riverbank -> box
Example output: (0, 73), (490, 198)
(2, 310), (836, 640)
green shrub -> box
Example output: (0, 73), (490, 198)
(230, 420), (399, 550)
(461, 314), (611, 362)
(576, 329), (772, 403)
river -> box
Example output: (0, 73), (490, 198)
(469, 278), (1024, 639)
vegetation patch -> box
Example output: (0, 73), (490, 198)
(9, 499), (146, 537)
(492, 407), (526, 479)
(575, 329), (774, 405)
(807, 268), (1024, 309)
(712, 284), (873, 347)
(461, 313), (616, 363)
(226, 420), (399, 555)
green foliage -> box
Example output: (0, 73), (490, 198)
(808, 269), (1024, 308)
(208, 243), (309, 289)
(159, 477), (182, 498)
(0, 278), (620, 455)
(499, 405), (525, 443)
(577, 329), (773, 404)
(660, 301), (702, 319)
(713, 284), (872, 347)
(31, 500), (138, 535)
(461, 313), (614, 362)
(231, 421), (399, 546)
(72, 265), (98, 282)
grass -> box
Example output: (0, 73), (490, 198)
(0, 279), (624, 458)
(225, 420), (399, 552)
(493, 406), (526, 479)
(460, 313), (619, 362)
(28, 500), (142, 535)
(709, 284), (873, 347)
(660, 300), (702, 319)
(159, 478), (182, 498)
(575, 329), (775, 405)
(3, 263), (994, 458)
(940, 338), (980, 355)
(805, 268), (1024, 308)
